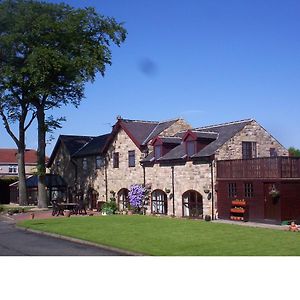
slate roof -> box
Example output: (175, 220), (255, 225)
(104, 118), (182, 151)
(192, 119), (253, 158)
(157, 137), (182, 144)
(143, 119), (253, 162)
(59, 135), (94, 156)
(120, 119), (158, 146)
(47, 135), (94, 167)
(73, 134), (110, 157)
(142, 119), (179, 145)
(0, 149), (39, 165)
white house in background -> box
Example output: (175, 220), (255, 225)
(0, 148), (38, 179)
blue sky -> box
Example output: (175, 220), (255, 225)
(1, 0), (300, 154)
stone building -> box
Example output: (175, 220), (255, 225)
(141, 119), (288, 218)
(48, 117), (288, 219)
(48, 134), (110, 208)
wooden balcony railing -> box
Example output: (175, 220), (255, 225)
(216, 157), (300, 179)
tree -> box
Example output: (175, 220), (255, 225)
(0, 0), (127, 207)
(288, 147), (300, 157)
(0, 91), (36, 206)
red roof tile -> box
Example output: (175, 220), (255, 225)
(0, 149), (38, 164)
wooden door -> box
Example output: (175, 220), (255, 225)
(264, 183), (280, 221)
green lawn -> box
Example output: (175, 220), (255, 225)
(17, 215), (300, 256)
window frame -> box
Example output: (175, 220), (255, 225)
(8, 165), (17, 173)
(242, 141), (257, 159)
(186, 140), (196, 157)
(113, 152), (119, 168)
(128, 150), (135, 167)
(270, 148), (277, 157)
(154, 145), (162, 160)
(151, 190), (168, 215)
(228, 182), (237, 198)
(244, 182), (254, 198)
(82, 157), (88, 171)
(95, 155), (105, 169)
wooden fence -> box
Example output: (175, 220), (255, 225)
(217, 157), (300, 179)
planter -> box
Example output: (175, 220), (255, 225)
(102, 212), (107, 216)
(127, 210), (133, 215)
(204, 215), (211, 221)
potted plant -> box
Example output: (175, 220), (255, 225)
(269, 186), (280, 198)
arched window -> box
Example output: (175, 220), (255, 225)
(118, 188), (129, 211)
(151, 190), (168, 215)
(182, 190), (203, 218)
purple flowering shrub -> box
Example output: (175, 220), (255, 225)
(128, 184), (146, 211)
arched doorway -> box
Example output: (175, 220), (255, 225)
(87, 187), (99, 210)
(151, 189), (168, 215)
(182, 190), (203, 218)
(118, 188), (129, 211)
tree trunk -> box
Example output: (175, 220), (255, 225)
(17, 145), (28, 206)
(36, 105), (48, 208)
(17, 118), (28, 206)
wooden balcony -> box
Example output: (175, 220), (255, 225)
(217, 157), (300, 179)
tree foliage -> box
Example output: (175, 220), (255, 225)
(288, 147), (300, 157)
(0, 0), (127, 207)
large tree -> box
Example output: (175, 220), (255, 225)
(0, 0), (126, 207)
(288, 147), (300, 157)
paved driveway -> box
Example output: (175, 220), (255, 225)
(0, 219), (128, 256)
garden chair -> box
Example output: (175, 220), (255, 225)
(51, 200), (64, 216)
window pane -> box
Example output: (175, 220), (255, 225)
(228, 183), (237, 198)
(113, 152), (119, 168)
(270, 148), (277, 157)
(83, 158), (88, 170)
(187, 141), (195, 157)
(151, 190), (167, 214)
(242, 142), (257, 159)
(96, 156), (105, 169)
(154, 146), (162, 159)
(128, 150), (135, 167)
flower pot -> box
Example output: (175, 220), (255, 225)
(102, 212), (107, 216)
(127, 210), (133, 215)
(65, 210), (71, 218)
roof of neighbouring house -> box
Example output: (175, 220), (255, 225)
(10, 174), (66, 188)
(0, 148), (38, 165)
(47, 135), (94, 167)
(73, 134), (111, 157)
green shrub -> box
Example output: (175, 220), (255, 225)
(101, 201), (117, 215)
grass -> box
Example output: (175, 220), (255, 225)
(17, 215), (300, 256)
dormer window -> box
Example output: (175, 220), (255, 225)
(186, 140), (196, 157)
(154, 145), (162, 159)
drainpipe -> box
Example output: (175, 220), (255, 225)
(210, 160), (215, 220)
(171, 166), (175, 216)
(105, 160), (108, 202)
(143, 165), (146, 186)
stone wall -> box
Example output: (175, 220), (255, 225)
(144, 161), (213, 217)
(106, 128), (144, 203)
(215, 120), (288, 160)
(74, 156), (106, 203)
(160, 119), (192, 136)
(50, 143), (76, 189)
